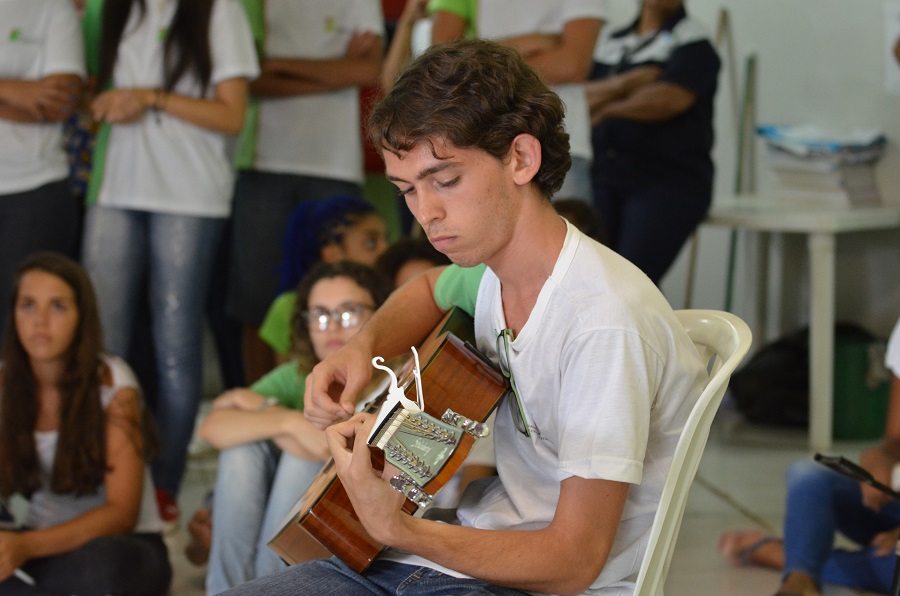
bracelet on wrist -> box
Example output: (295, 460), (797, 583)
(151, 89), (168, 122)
(153, 89), (168, 110)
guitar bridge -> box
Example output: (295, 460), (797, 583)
(373, 408), (463, 487)
(390, 472), (433, 508)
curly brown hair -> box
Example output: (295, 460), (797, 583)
(368, 39), (571, 199)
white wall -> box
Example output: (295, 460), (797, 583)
(602, 1), (900, 339)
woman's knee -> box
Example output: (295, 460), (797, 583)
(786, 459), (842, 495)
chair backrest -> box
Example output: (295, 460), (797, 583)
(633, 309), (752, 595)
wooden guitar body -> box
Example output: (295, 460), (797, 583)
(268, 308), (508, 572)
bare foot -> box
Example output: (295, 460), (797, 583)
(717, 529), (785, 569)
(185, 506), (212, 566)
(776, 570), (820, 595)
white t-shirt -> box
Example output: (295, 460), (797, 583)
(388, 221), (708, 595)
(21, 355), (163, 534)
(96, 0), (259, 217)
(252, 0), (384, 183)
(0, 0), (85, 194)
(475, 0), (607, 162)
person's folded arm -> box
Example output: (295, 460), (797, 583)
(249, 72), (330, 97)
(592, 81), (696, 125)
(584, 66), (662, 112)
(519, 18), (603, 84)
(0, 74), (82, 122)
(495, 33), (560, 58)
(261, 31), (383, 92)
(200, 388), (292, 448)
(272, 413), (330, 461)
(92, 76), (248, 135)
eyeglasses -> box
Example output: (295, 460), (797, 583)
(496, 328), (531, 437)
(303, 303), (374, 332)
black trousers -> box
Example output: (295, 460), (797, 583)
(592, 178), (712, 285)
(0, 179), (79, 342)
(0, 533), (171, 596)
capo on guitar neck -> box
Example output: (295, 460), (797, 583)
(367, 346), (425, 445)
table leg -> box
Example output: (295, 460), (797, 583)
(755, 231), (770, 341)
(808, 232), (835, 451)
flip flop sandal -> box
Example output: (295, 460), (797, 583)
(737, 535), (782, 566)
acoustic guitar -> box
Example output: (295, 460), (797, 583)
(268, 308), (509, 572)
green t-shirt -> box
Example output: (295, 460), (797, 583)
(433, 264), (486, 317)
(250, 360), (307, 411)
(259, 291), (297, 357)
(261, 265), (486, 358)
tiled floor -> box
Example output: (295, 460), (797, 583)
(167, 397), (881, 595)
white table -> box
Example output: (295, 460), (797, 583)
(705, 196), (900, 450)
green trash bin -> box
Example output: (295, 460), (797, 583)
(832, 335), (891, 440)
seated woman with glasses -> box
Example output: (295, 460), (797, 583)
(254, 196), (389, 382)
(196, 261), (392, 593)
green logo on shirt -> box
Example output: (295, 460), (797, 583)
(9, 28), (22, 41)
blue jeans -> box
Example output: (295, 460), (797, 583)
(783, 460), (900, 593)
(81, 205), (225, 495)
(207, 441), (325, 594)
(220, 557), (529, 595)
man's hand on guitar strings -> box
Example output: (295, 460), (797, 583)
(325, 413), (408, 544)
(305, 342), (375, 429)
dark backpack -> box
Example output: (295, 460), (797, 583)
(728, 323), (879, 427)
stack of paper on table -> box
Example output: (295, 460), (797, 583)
(758, 125), (885, 207)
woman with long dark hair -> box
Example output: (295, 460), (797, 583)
(79, 0), (259, 525)
(0, 252), (171, 595)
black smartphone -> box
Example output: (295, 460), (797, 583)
(814, 453), (900, 501)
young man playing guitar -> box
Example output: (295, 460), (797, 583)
(225, 39), (708, 596)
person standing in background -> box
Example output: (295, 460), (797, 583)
(585, 0), (719, 284)
(0, 0), (85, 338)
(226, 0), (384, 385)
(429, 0), (605, 204)
(80, 0), (259, 527)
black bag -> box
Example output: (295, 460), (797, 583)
(728, 322), (878, 427)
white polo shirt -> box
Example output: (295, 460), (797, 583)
(0, 0), (85, 194)
(95, 0), (259, 217)
(252, 0), (384, 184)
(475, 0), (607, 163)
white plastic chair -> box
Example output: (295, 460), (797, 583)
(633, 309), (753, 595)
